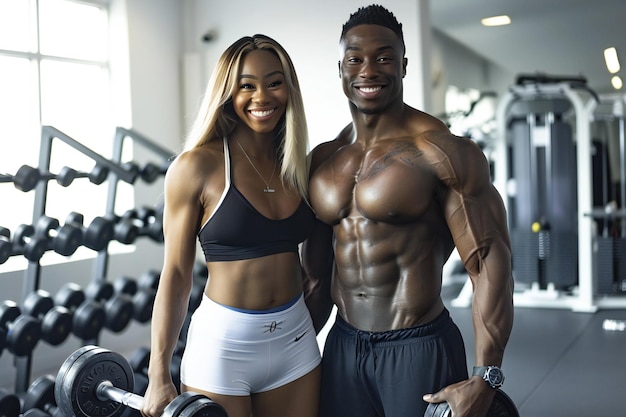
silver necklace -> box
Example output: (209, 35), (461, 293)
(235, 138), (277, 193)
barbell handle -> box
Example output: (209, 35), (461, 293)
(96, 381), (144, 410)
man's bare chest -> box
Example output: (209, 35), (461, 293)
(310, 142), (439, 224)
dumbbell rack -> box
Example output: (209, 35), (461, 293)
(15, 126), (139, 393)
(5, 124), (174, 395)
(94, 127), (174, 281)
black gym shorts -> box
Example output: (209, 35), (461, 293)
(319, 308), (468, 417)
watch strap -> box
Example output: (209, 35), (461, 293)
(472, 365), (504, 388)
(472, 366), (490, 376)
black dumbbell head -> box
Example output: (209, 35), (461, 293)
(88, 165), (109, 185)
(55, 283), (86, 309)
(13, 165), (40, 192)
(24, 289), (54, 317)
(0, 387), (21, 417)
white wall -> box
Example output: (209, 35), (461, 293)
(182, 0), (430, 149)
(431, 28), (515, 117)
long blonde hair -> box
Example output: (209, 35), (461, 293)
(184, 34), (309, 198)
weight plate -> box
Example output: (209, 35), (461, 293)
(55, 345), (101, 417)
(162, 392), (207, 417)
(178, 397), (228, 417)
(56, 346), (134, 417)
(424, 389), (520, 417)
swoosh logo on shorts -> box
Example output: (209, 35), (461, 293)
(294, 331), (307, 342)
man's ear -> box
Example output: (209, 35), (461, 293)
(402, 57), (408, 78)
(338, 60), (341, 78)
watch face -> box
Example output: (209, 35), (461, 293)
(487, 367), (504, 386)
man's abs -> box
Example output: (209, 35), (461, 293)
(331, 218), (450, 331)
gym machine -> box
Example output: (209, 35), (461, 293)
(585, 94), (626, 301)
(452, 74), (626, 312)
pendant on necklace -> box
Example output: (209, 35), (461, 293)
(264, 187), (275, 193)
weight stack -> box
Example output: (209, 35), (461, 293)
(511, 229), (540, 285)
(512, 229), (578, 289)
(596, 236), (626, 294)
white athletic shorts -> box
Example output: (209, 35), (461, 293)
(180, 293), (321, 396)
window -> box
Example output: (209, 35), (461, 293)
(0, 0), (118, 272)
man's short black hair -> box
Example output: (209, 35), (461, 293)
(340, 4), (404, 49)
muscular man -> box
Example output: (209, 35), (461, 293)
(303, 5), (514, 417)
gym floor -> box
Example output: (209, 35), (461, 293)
(442, 283), (626, 417)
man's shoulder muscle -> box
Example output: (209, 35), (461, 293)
(310, 125), (353, 173)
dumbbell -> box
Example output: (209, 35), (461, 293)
(39, 165), (110, 187)
(85, 281), (134, 333)
(34, 215), (83, 257)
(113, 276), (155, 324)
(54, 283), (106, 341)
(12, 217), (82, 261)
(55, 345), (228, 417)
(9, 164), (109, 192)
(22, 374), (62, 417)
(4, 165), (41, 192)
(140, 160), (170, 184)
(424, 389), (520, 417)
(64, 212), (115, 252)
(0, 226), (12, 264)
(0, 387), (20, 417)
(138, 206), (164, 242)
(0, 300), (41, 356)
(12, 224), (48, 262)
(22, 290), (73, 346)
(120, 161), (142, 184)
(113, 207), (164, 244)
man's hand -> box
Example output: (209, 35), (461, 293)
(423, 376), (496, 417)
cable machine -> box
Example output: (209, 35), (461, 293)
(586, 94), (626, 299)
(453, 75), (626, 311)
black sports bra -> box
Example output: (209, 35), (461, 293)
(197, 137), (315, 262)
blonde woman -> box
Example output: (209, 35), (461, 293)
(141, 34), (320, 417)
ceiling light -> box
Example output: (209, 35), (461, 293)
(611, 75), (623, 90)
(481, 15), (511, 27)
(604, 47), (621, 73)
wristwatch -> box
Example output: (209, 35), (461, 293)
(472, 366), (504, 389)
